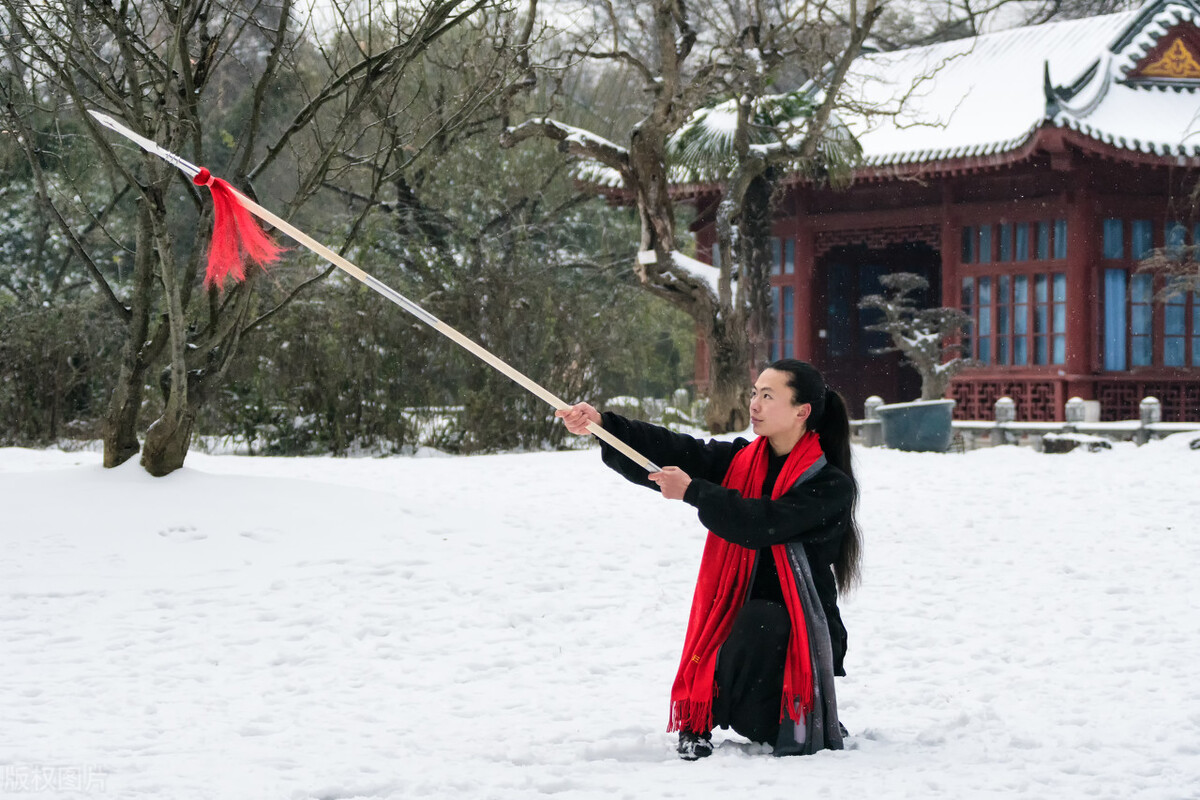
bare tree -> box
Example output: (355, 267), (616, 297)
(1, 0), (521, 474)
(502, 0), (882, 432)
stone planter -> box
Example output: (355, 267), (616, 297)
(876, 399), (957, 452)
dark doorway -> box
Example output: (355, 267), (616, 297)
(814, 241), (941, 415)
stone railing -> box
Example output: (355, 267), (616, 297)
(853, 395), (1200, 451)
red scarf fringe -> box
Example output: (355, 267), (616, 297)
(193, 168), (283, 288)
(668, 432), (822, 733)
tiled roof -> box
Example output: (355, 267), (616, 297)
(840, 0), (1200, 167)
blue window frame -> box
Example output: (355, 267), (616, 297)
(978, 225), (993, 264)
(1053, 219), (1068, 259)
(784, 239), (795, 275)
(1194, 300), (1200, 367)
(961, 278), (975, 358)
(1036, 222), (1051, 260)
(771, 237), (782, 276)
(1034, 275), (1050, 364)
(1015, 223), (1030, 261)
(1052, 274), (1067, 364)
(977, 277), (992, 364)
(961, 226), (975, 263)
(1103, 219), (1124, 259)
(1165, 293), (1186, 366)
(1013, 275), (1029, 365)
(999, 223), (1013, 262)
(770, 286), (796, 361)
(997, 275), (1011, 364)
(1104, 269), (1127, 371)
(966, 271), (1067, 367)
(1131, 274), (1153, 366)
(1132, 220), (1153, 259)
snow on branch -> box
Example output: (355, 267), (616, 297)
(500, 118), (630, 176)
(668, 250), (725, 298)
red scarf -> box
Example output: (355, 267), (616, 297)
(668, 431), (824, 733)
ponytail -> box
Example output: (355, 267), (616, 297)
(815, 389), (861, 592)
(767, 359), (863, 592)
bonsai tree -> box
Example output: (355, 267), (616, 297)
(858, 272), (973, 401)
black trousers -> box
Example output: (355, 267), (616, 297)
(711, 599), (792, 746)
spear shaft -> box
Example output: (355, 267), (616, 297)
(89, 110), (662, 473)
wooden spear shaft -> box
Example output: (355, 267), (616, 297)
(88, 111), (662, 473)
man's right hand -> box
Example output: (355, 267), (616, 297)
(555, 402), (602, 436)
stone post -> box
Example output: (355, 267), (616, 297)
(1136, 396), (1161, 445)
(991, 396), (1015, 447)
(1064, 397), (1086, 432)
(862, 396), (884, 448)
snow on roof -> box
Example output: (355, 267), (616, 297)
(1056, 79), (1200, 155)
(839, 0), (1200, 166)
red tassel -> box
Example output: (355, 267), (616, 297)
(193, 168), (283, 288)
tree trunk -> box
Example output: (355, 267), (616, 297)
(703, 316), (752, 433)
(140, 186), (193, 477)
(742, 172), (775, 363)
(102, 201), (156, 468)
(922, 362), (954, 402)
(140, 402), (197, 476)
(101, 363), (147, 468)
(629, 125), (675, 271)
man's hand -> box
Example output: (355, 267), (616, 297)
(648, 466), (692, 501)
(555, 402), (602, 436)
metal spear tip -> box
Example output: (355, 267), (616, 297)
(84, 109), (202, 179)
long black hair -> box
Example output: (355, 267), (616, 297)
(767, 358), (862, 591)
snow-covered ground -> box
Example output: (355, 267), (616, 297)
(2, 434), (1198, 799)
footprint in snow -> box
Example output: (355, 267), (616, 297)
(240, 528), (281, 544)
(158, 525), (206, 542)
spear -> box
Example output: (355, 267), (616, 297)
(88, 110), (662, 473)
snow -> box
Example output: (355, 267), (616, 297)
(1056, 80), (1200, 156)
(514, 119), (628, 190)
(669, 250), (723, 297)
(838, 4), (1200, 164)
(2, 435), (1200, 799)
(532, 119), (625, 157)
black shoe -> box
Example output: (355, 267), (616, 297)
(677, 731), (713, 761)
(838, 721), (849, 739)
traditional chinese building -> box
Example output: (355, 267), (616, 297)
(690, 0), (1200, 421)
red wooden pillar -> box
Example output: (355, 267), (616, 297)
(794, 192), (816, 361)
(940, 180), (960, 311)
(1065, 166), (1097, 405)
(939, 180), (964, 411)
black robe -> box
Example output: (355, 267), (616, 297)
(596, 412), (853, 754)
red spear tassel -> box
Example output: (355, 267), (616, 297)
(193, 168), (284, 288)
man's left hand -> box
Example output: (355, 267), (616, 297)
(648, 466), (692, 501)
